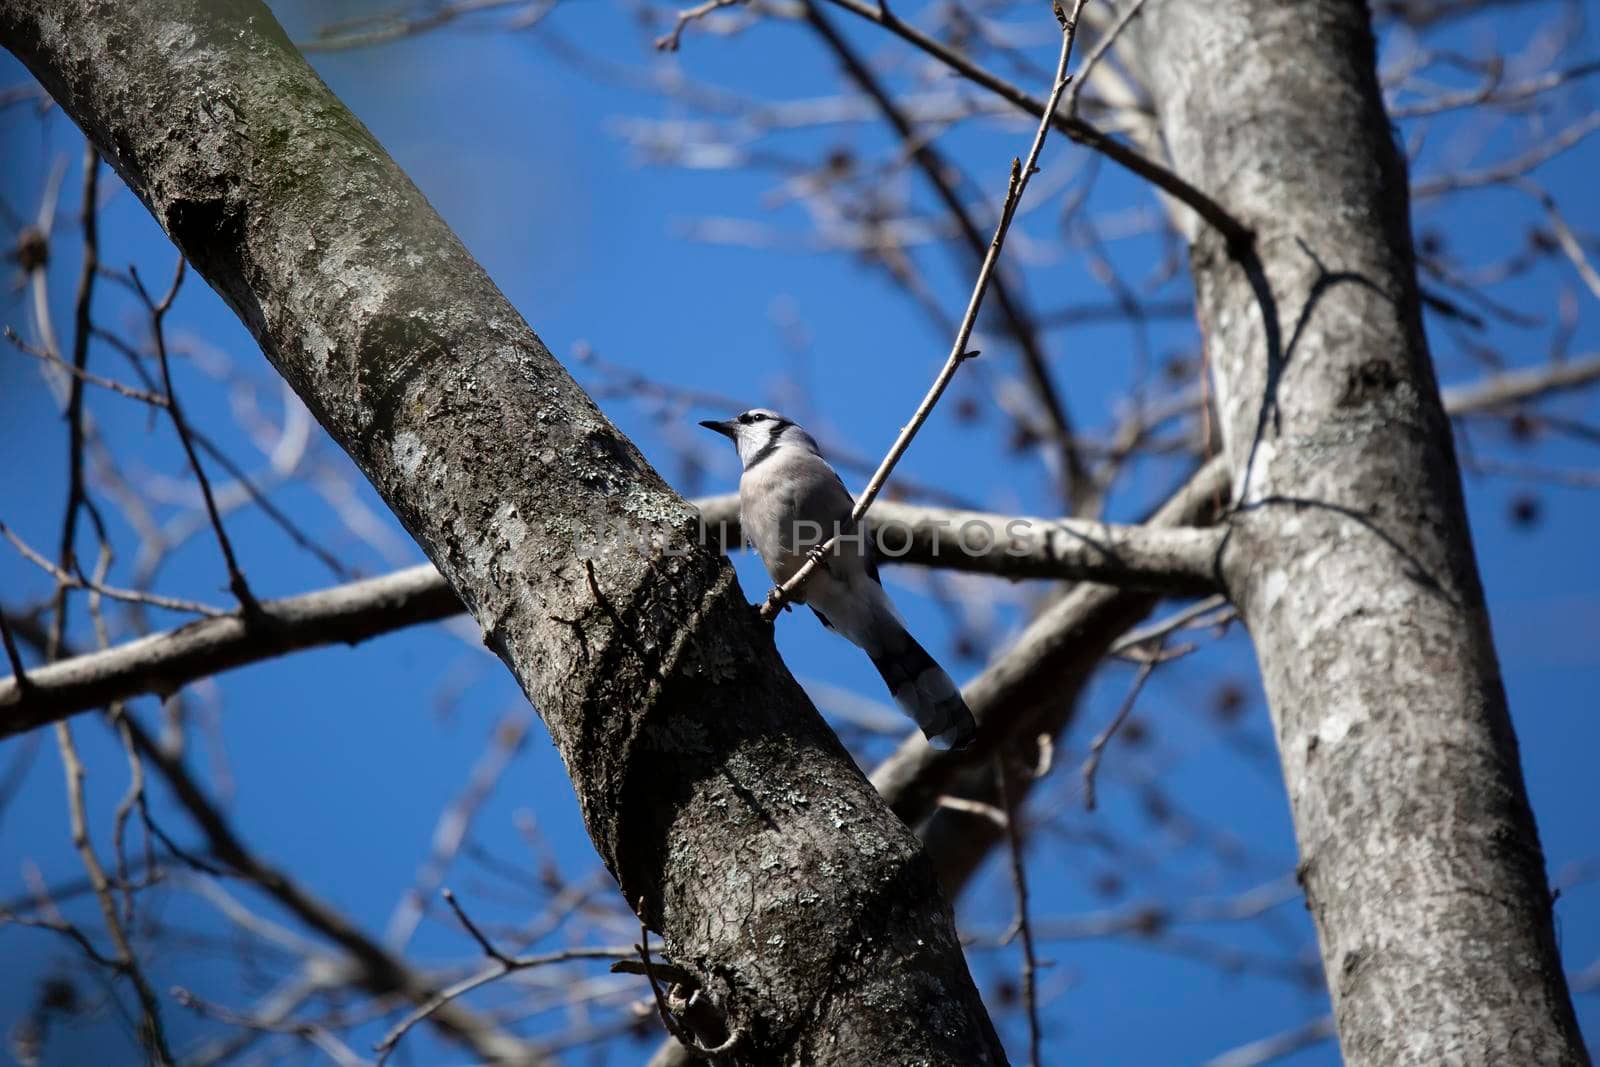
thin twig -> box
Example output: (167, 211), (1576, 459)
(132, 258), (258, 613)
(1515, 178), (1600, 301)
(1081, 649), (1160, 811)
(802, 0), (1089, 506)
(994, 753), (1042, 1067)
(54, 720), (174, 1064)
(109, 709), (149, 925)
(83, 540), (155, 927)
(373, 949), (627, 1064)
(936, 793), (1008, 826)
(301, 0), (553, 53)
(655, 0), (745, 51)
(630, 896), (742, 1059)
(820, 0), (1254, 250)
(1389, 58), (1600, 119)
(53, 144), (102, 639)
(0, 519), (228, 618)
(374, 887), (635, 1066)
(112, 713), (543, 1063)
(1108, 594), (1230, 658)
(442, 887), (512, 964)
(1064, 0), (1148, 117)
(0, 611), (29, 690)
(188, 428), (353, 580)
(1202, 1014), (1336, 1067)
(1412, 110), (1600, 198)
(174, 987), (370, 1067)
(761, 1), (1087, 621)
(3, 326), (167, 404)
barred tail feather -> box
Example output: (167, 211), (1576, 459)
(866, 628), (976, 751)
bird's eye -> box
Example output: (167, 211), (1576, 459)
(750, 413), (767, 422)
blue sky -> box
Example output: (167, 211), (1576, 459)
(2, 1), (1597, 1064)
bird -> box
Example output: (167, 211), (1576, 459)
(700, 408), (977, 750)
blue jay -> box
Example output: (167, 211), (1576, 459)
(700, 409), (977, 750)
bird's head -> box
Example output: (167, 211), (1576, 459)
(699, 408), (820, 468)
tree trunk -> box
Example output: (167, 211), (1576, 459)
(1125, 1), (1587, 1063)
(0, 2), (1006, 1062)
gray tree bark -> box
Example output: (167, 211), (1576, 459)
(1125, 1), (1587, 1063)
(0, 1), (1006, 1062)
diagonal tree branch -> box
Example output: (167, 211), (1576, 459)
(0, 1), (1004, 1061)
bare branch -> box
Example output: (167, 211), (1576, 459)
(1441, 352), (1600, 413)
(1389, 57), (1600, 118)
(820, 0), (1254, 249)
(801, 0), (1090, 506)
(1064, 0), (1148, 117)
(52, 720), (174, 1064)
(1514, 179), (1600, 301)
(994, 753), (1041, 1067)
(132, 258), (259, 614)
(761, 1), (1087, 621)
(3, 325), (168, 404)
(1412, 111), (1600, 198)
(0, 518), (228, 618)
(1080, 650), (1159, 811)
(173, 987), (371, 1067)
(0, 611), (28, 690)
(0, 563), (453, 738)
(300, 0), (555, 53)
(655, 0), (746, 52)
(115, 712), (548, 1064)
(374, 884), (636, 1067)
(1202, 1015), (1336, 1067)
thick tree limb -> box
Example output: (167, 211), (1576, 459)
(0, 565), (456, 738)
(871, 458), (1231, 829)
(0, 2), (1004, 1062)
(858, 499), (1222, 588)
(0, 500), (1224, 736)
(1123, 1), (1586, 1062)
(7, 342), (1596, 739)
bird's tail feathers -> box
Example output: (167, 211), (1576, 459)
(865, 621), (976, 751)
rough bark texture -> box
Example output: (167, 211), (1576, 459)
(0, 2), (1007, 1062)
(1127, 1), (1587, 1063)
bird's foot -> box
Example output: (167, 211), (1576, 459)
(753, 591), (789, 624)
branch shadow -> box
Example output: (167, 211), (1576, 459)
(1233, 238), (1397, 504)
(1220, 238), (1458, 603)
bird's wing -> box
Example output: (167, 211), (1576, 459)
(810, 463), (885, 584)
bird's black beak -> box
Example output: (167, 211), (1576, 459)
(699, 418), (738, 441)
